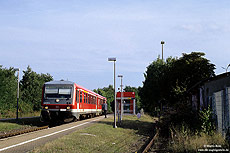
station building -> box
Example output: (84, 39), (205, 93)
(116, 92), (136, 115)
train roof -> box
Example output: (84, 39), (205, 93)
(45, 80), (75, 85)
(75, 84), (106, 99)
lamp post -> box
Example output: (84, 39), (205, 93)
(161, 41), (165, 61)
(14, 68), (20, 123)
(118, 75), (123, 121)
(108, 57), (117, 128)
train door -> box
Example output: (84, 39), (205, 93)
(85, 93), (88, 109)
(83, 92), (85, 110)
(79, 91), (83, 109)
(76, 89), (79, 108)
(96, 97), (98, 111)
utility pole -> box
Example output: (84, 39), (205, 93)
(161, 41), (165, 61)
(15, 68), (20, 123)
(108, 58), (117, 128)
(118, 75), (123, 121)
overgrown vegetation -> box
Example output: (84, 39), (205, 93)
(155, 106), (228, 152)
(0, 65), (53, 118)
(169, 124), (227, 152)
(199, 107), (215, 135)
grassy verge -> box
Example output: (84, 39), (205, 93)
(31, 115), (156, 153)
(0, 117), (45, 133)
(0, 122), (29, 133)
(0, 111), (41, 119)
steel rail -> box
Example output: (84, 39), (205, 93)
(142, 128), (159, 153)
(0, 126), (49, 139)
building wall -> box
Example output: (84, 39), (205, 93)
(202, 75), (230, 109)
(193, 74), (230, 136)
(204, 75), (230, 98)
(200, 75), (230, 136)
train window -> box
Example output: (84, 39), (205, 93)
(88, 94), (89, 104)
(86, 93), (88, 104)
(76, 90), (78, 102)
(84, 93), (86, 103)
(45, 87), (72, 99)
(80, 91), (82, 103)
(59, 89), (71, 95)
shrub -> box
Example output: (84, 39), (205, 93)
(199, 106), (215, 135)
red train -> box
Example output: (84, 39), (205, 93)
(41, 80), (106, 122)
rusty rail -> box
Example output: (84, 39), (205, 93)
(0, 126), (49, 139)
(142, 128), (159, 153)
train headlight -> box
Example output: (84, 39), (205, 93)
(56, 99), (60, 103)
(45, 106), (48, 109)
(67, 106), (70, 109)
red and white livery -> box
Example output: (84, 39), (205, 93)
(41, 80), (106, 122)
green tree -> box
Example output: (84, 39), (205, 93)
(170, 52), (215, 103)
(140, 57), (176, 113)
(20, 66), (53, 112)
(0, 66), (17, 117)
(94, 85), (114, 112)
(140, 52), (215, 113)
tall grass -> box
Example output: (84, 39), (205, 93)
(169, 124), (228, 152)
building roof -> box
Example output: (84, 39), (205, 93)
(187, 72), (230, 93)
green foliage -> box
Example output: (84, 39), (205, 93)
(199, 106), (215, 135)
(20, 66), (53, 111)
(0, 65), (53, 118)
(0, 66), (18, 117)
(139, 56), (176, 113)
(140, 52), (215, 113)
(93, 85), (114, 112)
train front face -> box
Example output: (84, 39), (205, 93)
(41, 81), (75, 122)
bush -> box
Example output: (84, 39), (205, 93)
(199, 106), (215, 135)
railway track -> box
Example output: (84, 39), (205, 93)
(0, 115), (100, 140)
(0, 125), (49, 139)
(142, 128), (159, 153)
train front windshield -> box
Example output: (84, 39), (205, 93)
(45, 87), (72, 99)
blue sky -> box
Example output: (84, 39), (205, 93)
(1, 0), (230, 90)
